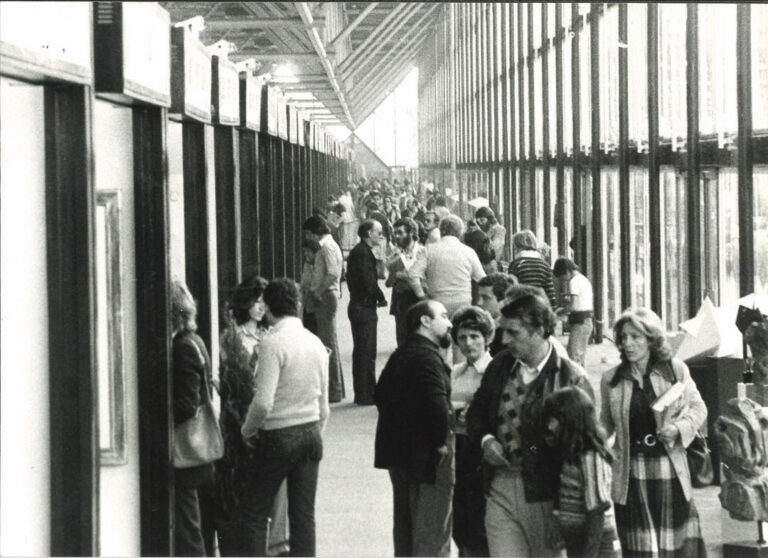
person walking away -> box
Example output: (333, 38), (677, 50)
(411, 215), (486, 363)
(217, 276), (289, 556)
(386, 217), (426, 346)
(474, 207), (507, 263)
(374, 301), (456, 557)
(240, 278), (330, 557)
(450, 306), (496, 557)
(302, 216), (345, 402)
(552, 258), (594, 368)
(171, 281), (217, 557)
(542, 387), (619, 558)
(465, 285), (594, 557)
(508, 230), (557, 307)
(601, 308), (707, 558)
(346, 219), (388, 405)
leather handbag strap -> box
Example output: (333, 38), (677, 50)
(184, 335), (212, 405)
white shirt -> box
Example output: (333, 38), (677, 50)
(411, 236), (486, 303)
(241, 317), (330, 437)
(569, 272), (594, 311)
(452, 351), (492, 410)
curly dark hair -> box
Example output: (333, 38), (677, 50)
(230, 275), (268, 326)
(541, 386), (613, 465)
(450, 305), (495, 344)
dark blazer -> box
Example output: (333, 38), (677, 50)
(172, 330), (215, 486)
(374, 334), (454, 484)
(465, 344), (594, 502)
(347, 241), (386, 307)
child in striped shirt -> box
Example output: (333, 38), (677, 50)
(542, 387), (620, 558)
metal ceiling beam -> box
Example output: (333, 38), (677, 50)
(329, 2), (379, 49)
(348, 5), (438, 92)
(341, 3), (423, 80)
(277, 82), (335, 89)
(349, 34), (426, 103)
(205, 17), (325, 30)
(228, 52), (321, 61)
(352, 53), (419, 123)
(337, 3), (411, 73)
(296, 2), (356, 129)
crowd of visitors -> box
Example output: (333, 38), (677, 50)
(170, 174), (708, 558)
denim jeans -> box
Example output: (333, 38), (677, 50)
(316, 291), (344, 402)
(567, 317), (593, 367)
(175, 486), (207, 556)
(348, 301), (378, 405)
(240, 421), (323, 557)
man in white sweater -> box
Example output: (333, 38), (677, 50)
(241, 278), (330, 557)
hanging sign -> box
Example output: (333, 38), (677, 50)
(93, 2), (170, 106)
(0, 2), (92, 84)
(211, 55), (239, 126)
(240, 73), (262, 131)
(170, 25), (211, 123)
(277, 93), (288, 141)
(288, 105), (299, 144)
(262, 85), (278, 135)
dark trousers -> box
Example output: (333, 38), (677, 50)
(175, 486), (207, 557)
(316, 291), (344, 402)
(348, 301), (378, 405)
(452, 434), (488, 557)
(388, 436), (455, 557)
(240, 422), (323, 557)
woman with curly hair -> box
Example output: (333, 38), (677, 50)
(216, 275), (289, 556)
(450, 305), (496, 557)
(601, 308), (707, 558)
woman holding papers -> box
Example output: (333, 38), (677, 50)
(600, 308), (707, 558)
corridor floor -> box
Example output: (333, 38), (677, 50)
(315, 281), (726, 557)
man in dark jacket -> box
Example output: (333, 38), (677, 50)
(346, 219), (388, 405)
(374, 300), (455, 557)
(465, 285), (594, 557)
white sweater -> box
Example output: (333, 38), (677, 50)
(241, 317), (330, 438)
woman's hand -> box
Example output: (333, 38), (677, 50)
(657, 423), (680, 447)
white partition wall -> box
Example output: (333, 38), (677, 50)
(0, 77), (51, 557)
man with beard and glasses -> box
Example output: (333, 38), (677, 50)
(385, 217), (427, 346)
(374, 300), (456, 557)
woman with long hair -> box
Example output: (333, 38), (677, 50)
(216, 275), (289, 556)
(542, 387), (618, 558)
(601, 308), (707, 558)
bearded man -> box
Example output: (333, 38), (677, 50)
(374, 301), (456, 557)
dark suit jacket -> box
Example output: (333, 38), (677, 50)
(347, 241), (386, 307)
(374, 334), (453, 484)
(465, 344), (594, 502)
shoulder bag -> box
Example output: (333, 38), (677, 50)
(173, 337), (224, 468)
(667, 360), (713, 487)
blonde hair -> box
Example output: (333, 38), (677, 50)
(171, 281), (198, 333)
(613, 307), (672, 363)
(512, 229), (538, 252)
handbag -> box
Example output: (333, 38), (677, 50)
(687, 431), (714, 488)
(173, 337), (224, 468)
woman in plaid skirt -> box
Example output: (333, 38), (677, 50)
(600, 308), (707, 558)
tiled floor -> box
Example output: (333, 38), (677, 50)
(316, 281), (729, 557)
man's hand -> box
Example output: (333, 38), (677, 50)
(482, 437), (512, 468)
